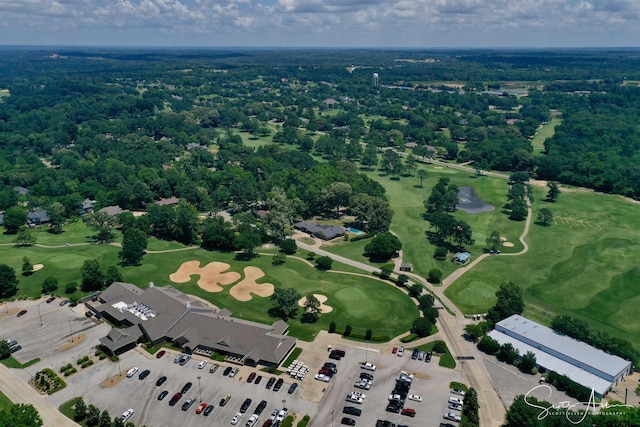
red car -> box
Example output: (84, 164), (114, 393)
(195, 402), (207, 414)
(17, 309), (27, 317)
(46, 296), (56, 303)
(247, 372), (257, 383)
(392, 347), (398, 354)
(156, 350), (166, 359)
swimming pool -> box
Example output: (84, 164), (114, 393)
(348, 227), (364, 235)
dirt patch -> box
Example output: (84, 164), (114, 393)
(169, 260), (240, 292)
(57, 334), (86, 352)
(229, 267), (274, 302)
(502, 242), (515, 247)
(101, 372), (127, 388)
(33, 264), (44, 271)
(0, 307), (20, 318)
(298, 294), (333, 313)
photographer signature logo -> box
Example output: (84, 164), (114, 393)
(525, 385), (633, 424)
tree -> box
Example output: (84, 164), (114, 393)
(81, 259), (104, 292)
(173, 202), (199, 245)
(464, 324), (486, 342)
(89, 212), (118, 244)
(262, 187), (300, 242)
(486, 282), (524, 325)
(486, 230), (501, 252)
(519, 351), (537, 374)
(408, 283), (423, 298)
(350, 194), (393, 233)
(303, 293), (321, 322)
(0, 340), (11, 360)
(546, 181), (561, 202)
(22, 256), (33, 276)
(279, 238), (297, 255)
(432, 340), (447, 354)
(364, 231), (402, 261)
(497, 342), (519, 364)
(504, 395), (559, 427)
(321, 182), (353, 217)
(0, 264), (19, 298)
(427, 268), (443, 284)
(104, 265), (123, 285)
(461, 388), (479, 427)
(344, 324), (352, 336)
(86, 405), (100, 427)
(236, 226), (262, 256)
(41, 277), (58, 294)
(74, 398), (87, 421)
(0, 403), (43, 427)
(270, 288), (301, 320)
(315, 256), (333, 270)
(99, 409), (112, 427)
(452, 221), (474, 251)
(477, 335), (501, 355)
(14, 226), (36, 246)
(396, 274), (408, 287)
(113, 418), (125, 427)
(272, 253), (286, 266)
(416, 169), (428, 188)
(361, 144), (378, 170)
(3, 206), (27, 234)
(119, 228), (147, 266)
(537, 208), (553, 226)
(65, 281), (77, 294)
(201, 216), (237, 251)
(47, 201), (66, 234)
(434, 246), (448, 260)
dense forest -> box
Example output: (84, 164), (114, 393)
(1, 48), (640, 237)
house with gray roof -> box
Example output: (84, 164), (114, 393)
(88, 282), (296, 367)
(294, 221), (345, 241)
(27, 209), (50, 225)
(97, 205), (126, 217)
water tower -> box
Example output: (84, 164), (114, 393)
(373, 73), (379, 87)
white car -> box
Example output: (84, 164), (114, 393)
(229, 367), (239, 378)
(120, 409), (134, 422)
(448, 397), (464, 405)
(314, 374), (330, 382)
(360, 362), (377, 371)
(354, 379), (371, 390)
(198, 360), (207, 369)
(231, 412), (243, 425)
(388, 394), (402, 401)
(346, 394), (364, 404)
(276, 408), (288, 423)
(268, 409), (279, 421)
(444, 412), (462, 422)
(126, 367), (139, 378)
(449, 402), (463, 411)
(246, 414), (259, 427)
(397, 346), (404, 357)
(451, 388), (466, 396)
(408, 394), (422, 402)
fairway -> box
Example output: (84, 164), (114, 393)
(531, 115), (562, 156)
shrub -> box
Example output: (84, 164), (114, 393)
(432, 340), (448, 354)
(344, 325), (352, 337)
(400, 334), (418, 343)
(328, 322), (336, 333)
(279, 238), (297, 255)
(65, 282), (77, 294)
(297, 415), (311, 427)
(434, 246), (448, 260)
(427, 268), (443, 284)
(272, 253), (286, 266)
(365, 329), (372, 341)
(315, 256), (333, 270)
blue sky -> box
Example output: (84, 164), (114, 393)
(1, 0), (639, 47)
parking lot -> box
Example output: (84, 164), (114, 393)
(1, 299), (461, 427)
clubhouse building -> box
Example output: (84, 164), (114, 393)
(488, 315), (631, 396)
(87, 282), (296, 367)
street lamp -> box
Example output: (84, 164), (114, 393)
(69, 320), (73, 342)
(460, 361), (465, 382)
(37, 304), (42, 326)
(331, 410), (334, 427)
(197, 376), (202, 402)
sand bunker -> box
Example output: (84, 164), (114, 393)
(169, 260), (240, 292)
(229, 266), (274, 301)
(298, 294), (333, 313)
(33, 264), (44, 271)
(502, 241), (515, 247)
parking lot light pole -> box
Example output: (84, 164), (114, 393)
(197, 376), (202, 402)
(331, 410), (334, 427)
(37, 304), (42, 326)
(69, 320), (73, 342)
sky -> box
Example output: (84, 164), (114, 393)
(1, 0), (639, 48)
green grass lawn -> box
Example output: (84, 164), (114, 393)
(0, 390), (12, 412)
(531, 117), (562, 156)
(445, 184), (640, 344)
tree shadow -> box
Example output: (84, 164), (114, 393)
(234, 252), (258, 262)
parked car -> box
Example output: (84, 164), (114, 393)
(444, 412), (462, 422)
(268, 409), (279, 421)
(231, 412), (243, 425)
(220, 394), (231, 407)
(179, 354), (191, 365)
(181, 382), (193, 394)
(346, 393), (365, 404)
(223, 366), (233, 376)
(16, 310), (27, 317)
(198, 360), (207, 369)
(246, 414), (259, 427)
(360, 362), (376, 371)
(59, 300), (69, 306)
(288, 382), (298, 394)
(323, 362), (338, 373)
(254, 400), (267, 415)
(262, 420), (273, 427)
(126, 367), (139, 378)
(195, 402), (207, 414)
(425, 351), (432, 362)
(254, 375), (263, 385)
(407, 394), (421, 402)
(359, 372), (373, 381)
(392, 346), (398, 354)
(343, 406), (362, 416)
(376, 421), (396, 427)
(229, 367), (239, 378)
(401, 408), (416, 417)
(181, 397), (195, 411)
(411, 349), (419, 360)
(417, 351), (425, 361)
(169, 392), (183, 406)
(448, 402), (463, 411)
(209, 363), (220, 373)
(240, 398), (252, 413)
(273, 378), (284, 392)
(120, 409), (134, 422)
(314, 374), (331, 382)
(155, 350), (166, 359)
(397, 346), (404, 357)
(448, 397), (464, 405)
(341, 417), (356, 426)
(203, 405), (214, 416)
(9, 344), (21, 353)
(247, 372), (257, 383)
(156, 376), (167, 386)
(138, 369), (150, 380)
(451, 388), (466, 396)
(265, 377), (276, 389)
(157, 390), (168, 400)
(6, 340), (17, 348)
(46, 296), (56, 303)
(276, 408), (288, 423)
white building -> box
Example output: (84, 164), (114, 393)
(488, 315), (632, 396)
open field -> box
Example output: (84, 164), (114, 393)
(531, 117), (562, 155)
(445, 184), (640, 344)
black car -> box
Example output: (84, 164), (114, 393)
(341, 417), (356, 426)
(254, 375), (263, 385)
(323, 362), (338, 373)
(273, 378), (284, 392)
(240, 398), (252, 413)
(254, 400), (267, 415)
(223, 366), (233, 376)
(138, 369), (150, 380)
(376, 421), (396, 427)
(425, 352), (432, 362)
(343, 406), (362, 416)
(266, 377), (276, 389)
(157, 390), (169, 400)
(203, 405), (214, 416)
(386, 404), (401, 413)
(411, 349), (419, 360)
(169, 392), (182, 406)
(156, 376), (167, 386)
(287, 382), (298, 394)
(181, 397), (195, 411)
(10, 345), (21, 353)
(181, 382), (192, 394)
(359, 372), (373, 381)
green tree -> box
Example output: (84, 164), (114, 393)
(497, 342), (519, 364)
(270, 288), (301, 320)
(303, 293), (321, 322)
(434, 246), (448, 260)
(396, 273), (408, 287)
(486, 282), (524, 325)
(113, 418), (125, 427)
(361, 144), (378, 170)
(0, 403), (43, 427)
(464, 324), (486, 342)
(119, 228), (147, 266)
(504, 395), (561, 427)
(81, 259), (104, 292)
(236, 226), (262, 256)
(74, 398), (87, 421)
(89, 212), (118, 244)
(41, 277), (58, 294)
(65, 281), (77, 294)
(86, 405), (100, 427)
(486, 230), (501, 252)
(201, 216), (237, 251)
(104, 265), (123, 285)
(321, 182), (353, 217)
(0, 264), (19, 298)
(173, 202), (199, 245)
(461, 388), (479, 427)
(3, 206), (27, 234)
(477, 335), (501, 355)
(408, 283), (423, 298)
(315, 256), (333, 270)
(350, 194), (393, 233)
(14, 226), (37, 246)
(364, 231), (402, 261)
(271, 253), (286, 266)
(537, 208), (553, 226)
(279, 238), (297, 255)
(99, 409), (112, 427)
(546, 181), (561, 202)
(22, 256), (33, 276)
(452, 221), (475, 251)
(416, 169), (428, 188)
(47, 201), (66, 234)
(519, 351), (537, 374)
(0, 340), (11, 360)
(427, 268), (443, 284)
